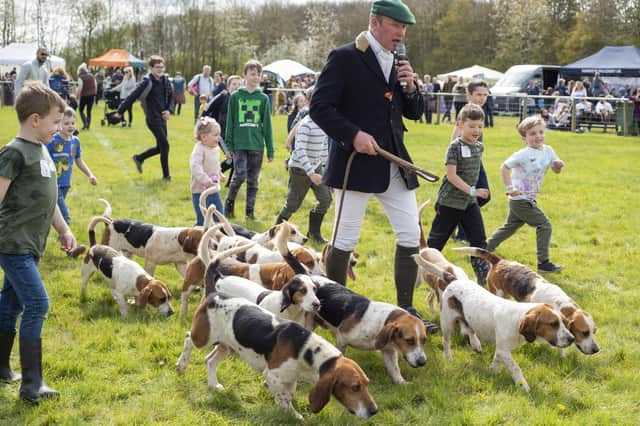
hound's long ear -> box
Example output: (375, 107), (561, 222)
(280, 282), (293, 313)
(309, 364), (336, 413)
(374, 323), (396, 350)
(136, 286), (153, 309)
(519, 311), (538, 343)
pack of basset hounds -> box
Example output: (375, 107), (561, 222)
(73, 191), (599, 419)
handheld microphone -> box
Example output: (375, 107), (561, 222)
(395, 43), (408, 93)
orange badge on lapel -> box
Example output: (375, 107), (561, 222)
(384, 91), (393, 102)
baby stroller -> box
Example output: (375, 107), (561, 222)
(101, 89), (126, 127)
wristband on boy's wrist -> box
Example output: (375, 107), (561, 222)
(469, 186), (476, 197)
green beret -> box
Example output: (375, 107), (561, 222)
(371, 0), (416, 25)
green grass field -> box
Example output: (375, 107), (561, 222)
(0, 101), (638, 425)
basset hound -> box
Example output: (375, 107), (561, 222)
(175, 244), (378, 420)
(454, 247), (599, 356)
(89, 199), (201, 276)
(80, 217), (174, 317)
(419, 257), (575, 392)
(309, 276), (427, 384)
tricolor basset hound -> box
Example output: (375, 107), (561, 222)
(214, 275), (320, 329)
(175, 246), (378, 420)
(419, 257), (575, 392)
(81, 217), (174, 317)
(309, 276), (427, 384)
(454, 247), (599, 356)
(92, 199), (202, 276)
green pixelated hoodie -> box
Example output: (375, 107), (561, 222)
(225, 87), (274, 158)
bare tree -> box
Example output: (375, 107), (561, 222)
(304, 4), (337, 70)
(1, 0), (17, 45)
(77, 0), (106, 61)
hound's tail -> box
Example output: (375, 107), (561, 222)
(87, 215), (113, 247)
(453, 247), (502, 265)
(197, 224), (225, 264)
(412, 254), (456, 285)
(198, 186), (220, 215)
(97, 198), (112, 219)
(202, 205), (218, 231)
(203, 241), (256, 297)
(276, 221), (308, 275)
(418, 199), (430, 249)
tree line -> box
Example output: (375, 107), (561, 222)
(2, 0), (639, 79)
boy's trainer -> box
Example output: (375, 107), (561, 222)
(538, 260), (564, 273)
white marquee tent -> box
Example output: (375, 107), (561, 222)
(263, 59), (316, 87)
(437, 65), (504, 83)
(0, 43), (66, 69)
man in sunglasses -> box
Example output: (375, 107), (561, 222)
(15, 47), (51, 96)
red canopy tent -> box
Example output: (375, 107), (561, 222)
(88, 49), (146, 68)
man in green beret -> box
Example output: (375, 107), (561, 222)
(311, 1), (438, 333)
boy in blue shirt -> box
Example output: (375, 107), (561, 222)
(46, 107), (98, 224)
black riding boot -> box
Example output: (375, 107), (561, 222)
(0, 331), (21, 383)
(395, 245), (439, 334)
(324, 245), (352, 286)
(307, 211), (327, 244)
(19, 338), (59, 403)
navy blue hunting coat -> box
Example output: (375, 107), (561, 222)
(310, 32), (425, 193)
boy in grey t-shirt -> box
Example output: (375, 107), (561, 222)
(427, 104), (491, 285)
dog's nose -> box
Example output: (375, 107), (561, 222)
(416, 356), (427, 367)
(167, 308), (174, 317)
(312, 302), (321, 311)
(368, 405), (378, 417)
(567, 334), (575, 344)
(302, 237), (308, 244)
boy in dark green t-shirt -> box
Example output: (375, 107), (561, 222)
(224, 60), (274, 220)
(427, 103), (491, 285)
(0, 81), (78, 402)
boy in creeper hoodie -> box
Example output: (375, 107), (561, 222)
(224, 60), (274, 220)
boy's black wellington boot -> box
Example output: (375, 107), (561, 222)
(19, 338), (59, 403)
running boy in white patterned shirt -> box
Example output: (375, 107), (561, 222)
(486, 115), (565, 273)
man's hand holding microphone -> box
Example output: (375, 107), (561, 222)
(395, 43), (416, 94)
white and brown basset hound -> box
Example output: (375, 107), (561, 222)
(418, 257), (575, 392)
(309, 276), (427, 384)
(454, 247), (599, 356)
(81, 218), (174, 317)
(175, 246), (378, 420)
(91, 199), (202, 276)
